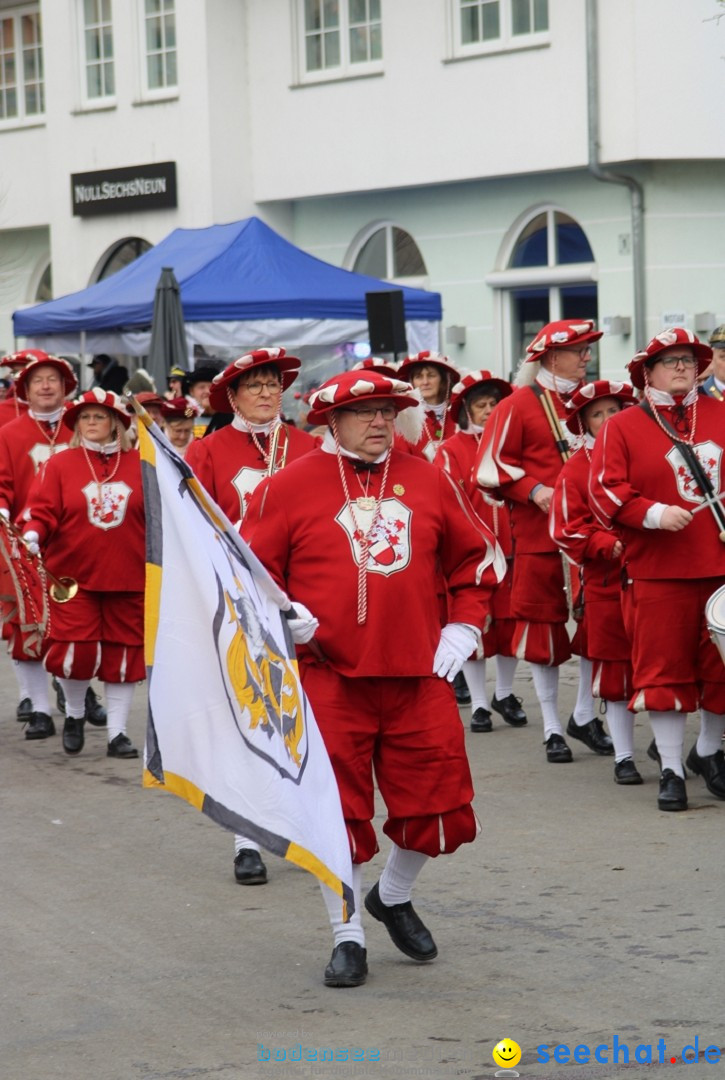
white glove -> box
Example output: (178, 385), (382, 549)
(286, 602), (319, 644)
(23, 529), (40, 557)
(0, 507), (9, 521)
(433, 623), (480, 682)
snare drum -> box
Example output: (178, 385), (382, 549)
(705, 584), (725, 668)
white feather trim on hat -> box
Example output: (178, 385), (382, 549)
(394, 387), (426, 445)
(514, 356), (539, 388)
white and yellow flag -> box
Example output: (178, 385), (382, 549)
(136, 410), (354, 917)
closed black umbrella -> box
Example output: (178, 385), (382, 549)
(147, 267), (188, 391)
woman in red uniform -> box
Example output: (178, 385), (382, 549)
(396, 351), (459, 461)
(22, 389), (145, 759)
(434, 370), (527, 732)
(550, 380), (639, 783)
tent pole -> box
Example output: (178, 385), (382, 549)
(80, 330), (87, 391)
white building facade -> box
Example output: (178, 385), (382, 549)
(2, 0), (724, 380)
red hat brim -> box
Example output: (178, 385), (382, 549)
(307, 391), (419, 426)
(62, 392), (132, 432)
(628, 345), (712, 390)
(208, 356), (300, 413)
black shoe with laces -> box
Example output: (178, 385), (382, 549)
(544, 733), (573, 763)
(233, 848), (268, 885)
(657, 768), (687, 811)
(25, 712), (55, 740)
(470, 707), (492, 732)
(107, 733), (139, 759)
(566, 715), (614, 755)
(16, 697), (33, 722)
(685, 744), (725, 799)
(491, 693), (528, 727)
(84, 686), (107, 727)
(614, 757), (643, 785)
(62, 716), (85, 755)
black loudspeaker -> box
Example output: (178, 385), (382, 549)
(365, 290), (407, 355)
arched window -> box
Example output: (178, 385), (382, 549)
(348, 222), (428, 287)
(93, 236), (152, 282)
(487, 207), (598, 377)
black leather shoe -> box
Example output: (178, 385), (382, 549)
(491, 693), (528, 727)
(25, 712), (55, 740)
(544, 733), (573, 763)
(566, 715), (614, 755)
(51, 676), (65, 715)
(685, 744), (725, 800)
(453, 671), (471, 705)
(107, 733), (139, 759)
(16, 697), (33, 723)
(85, 686), (107, 726)
(233, 848), (268, 885)
(614, 757), (643, 785)
(658, 769), (688, 811)
(323, 942), (368, 988)
(62, 716), (85, 755)
(470, 707), (492, 732)
(364, 881), (437, 962)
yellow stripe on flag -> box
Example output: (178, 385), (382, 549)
(144, 563), (162, 667)
(285, 842), (348, 922)
(143, 767), (206, 811)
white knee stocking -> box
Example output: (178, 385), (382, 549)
(494, 655), (518, 700)
(603, 700), (634, 762)
(649, 712), (687, 778)
(462, 659), (489, 711)
(530, 663), (562, 737)
(57, 677), (88, 719)
(320, 863), (364, 947)
(234, 835), (261, 854)
(378, 844), (429, 906)
(104, 681), (135, 741)
(697, 710), (725, 757)
(572, 657), (595, 724)
(17, 660), (50, 713)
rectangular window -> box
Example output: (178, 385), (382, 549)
(300, 0), (382, 81)
(82, 0), (115, 101)
(0, 6), (44, 123)
(143, 0), (177, 92)
(456, 0), (548, 54)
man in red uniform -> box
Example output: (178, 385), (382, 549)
(589, 328), (725, 811)
(242, 369), (504, 988)
(0, 352), (77, 737)
(187, 348), (317, 884)
(475, 319), (612, 762)
(434, 370), (527, 732)
(0, 350), (32, 428)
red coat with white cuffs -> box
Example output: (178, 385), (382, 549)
(241, 447), (505, 678)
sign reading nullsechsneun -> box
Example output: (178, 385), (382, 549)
(71, 162), (177, 217)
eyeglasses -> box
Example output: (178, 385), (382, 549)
(557, 346), (592, 360)
(78, 413), (111, 422)
(340, 405), (397, 421)
(656, 355), (697, 369)
(239, 381), (281, 396)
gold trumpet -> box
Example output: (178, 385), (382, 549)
(1, 517), (78, 603)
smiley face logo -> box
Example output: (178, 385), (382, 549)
(492, 1038), (522, 1069)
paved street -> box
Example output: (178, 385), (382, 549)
(2, 652), (724, 1080)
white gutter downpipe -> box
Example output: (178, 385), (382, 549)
(586, 0), (646, 348)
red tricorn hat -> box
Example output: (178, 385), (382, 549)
(397, 350), (460, 384)
(449, 369), (513, 417)
(564, 380), (636, 434)
(627, 327), (712, 390)
(208, 347), (301, 413)
(306, 370), (419, 425)
(62, 388), (133, 431)
(161, 396), (199, 420)
(14, 352), (78, 399)
(525, 319), (602, 363)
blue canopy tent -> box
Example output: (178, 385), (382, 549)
(12, 217), (442, 360)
